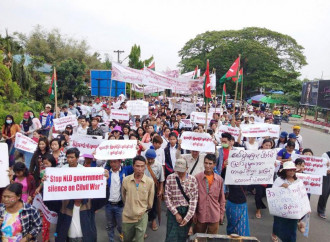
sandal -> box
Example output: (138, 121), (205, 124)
(152, 225), (159, 231)
(271, 234), (279, 242)
(255, 213), (261, 219)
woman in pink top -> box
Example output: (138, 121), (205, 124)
(142, 124), (154, 143)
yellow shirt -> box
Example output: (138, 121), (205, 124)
(122, 174), (155, 223)
(273, 110), (281, 116)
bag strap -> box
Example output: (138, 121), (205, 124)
(147, 164), (159, 188)
(189, 156), (199, 175)
(175, 176), (190, 203)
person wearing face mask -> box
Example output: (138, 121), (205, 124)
(215, 132), (234, 175)
(19, 112), (37, 139)
(2, 115), (21, 167)
(28, 110), (41, 130)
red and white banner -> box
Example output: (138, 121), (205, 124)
(181, 119), (192, 128)
(43, 167), (106, 201)
(190, 112), (213, 124)
(296, 173), (323, 195)
(0, 143), (10, 188)
(95, 140), (137, 160)
(126, 100), (149, 116)
(15, 132), (38, 153)
(70, 135), (104, 156)
(53, 115), (78, 131)
(32, 194), (58, 224)
(217, 125), (240, 141)
(291, 154), (328, 176)
(240, 123), (280, 138)
(180, 131), (215, 153)
(110, 109), (129, 121)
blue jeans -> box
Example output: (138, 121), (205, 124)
(105, 203), (123, 242)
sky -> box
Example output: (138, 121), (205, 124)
(1, 0), (330, 80)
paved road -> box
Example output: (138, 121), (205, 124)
(96, 122), (330, 241)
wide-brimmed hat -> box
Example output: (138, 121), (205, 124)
(283, 161), (297, 170)
(111, 125), (122, 133)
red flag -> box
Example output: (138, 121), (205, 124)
(148, 62), (155, 71)
(193, 66), (198, 79)
(204, 60), (212, 99)
(48, 68), (57, 99)
(225, 57), (240, 79)
(232, 68), (243, 82)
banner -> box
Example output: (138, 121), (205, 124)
(32, 194), (58, 224)
(181, 119), (192, 128)
(70, 135), (104, 156)
(190, 112), (213, 124)
(181, 102), (196, 115)
(53, 115), (78, 131)
(126, 100), (149, 116)
(240, 123), (280, 138)
(266, 181), (311, 219)
(95, 140), (137, 160)
(209, 107), (223, 115)
(300, 81), (319, 106)
(267, 124), (281, 138)
(317, 80), (330, 109)
(0, 143), (10, 188)
(43, 167), (106, 201)
(225, 149), (276, 185)
(14, 132), (38, 153)
(291, 154), (327, 176)
(180, 132), (215, 153)
(296, 173), (323, 195)
(217, 125), (240, 141)
(110, 109), (129, 121)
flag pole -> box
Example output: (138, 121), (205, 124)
(233, 54), (241, 123)
(205, 59), (209, 133)
(130, 83), (132, 100)
(240, 68), (244, 113)
(54, 67), (58, 119)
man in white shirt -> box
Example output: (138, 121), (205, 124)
(76, 116), (89, 135)
(102, 108), (112, 123)
(92, 98), (103, 117)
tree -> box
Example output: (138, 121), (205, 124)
(178, 27), (307, 102)
(128, 44), (153, 69)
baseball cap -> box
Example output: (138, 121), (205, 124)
(293, 125), (301, 130)
(280, 131), (288, 138)
(23, 112), (30, 119)
(174, 158), (188, 172)
(288, 133), (297, 139)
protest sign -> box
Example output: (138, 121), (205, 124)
(217, 125), (240, 141)
(32, 194), (58, 224)
(296, 173), (323, 195)
(209, 107), (223, 115)
(94, 140), (137, 160)
(0, 143), (10, 188)
(126, 100), (149, 116)
(43, 167), (106, 201)
(190, 112), (213, 124)
(180, 132), (215, 153)
(225, 149), (276, 185)
(181, 119), (192, 128)
(70, 134), (104, 156)
(14, 132), (38, 153)
(110, 109), (129, 121)
(267, 124), (281, 138)
(291, 154), (327, 176)
(181, 102), (196, 115)
(53, 115), (78, 131)
(266, 181), (311, 219)
(240, 123), (269, 137)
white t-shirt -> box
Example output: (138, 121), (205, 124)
(68, 205), (83, 238)
(76, 126), (88, 135)
(109, 170), (121, 202)
(245, 141), (259, 150)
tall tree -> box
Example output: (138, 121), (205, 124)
(128, 44), (153, 69)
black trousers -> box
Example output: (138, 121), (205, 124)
(317, 174), (330, 214)
(254, 185), (269, 209)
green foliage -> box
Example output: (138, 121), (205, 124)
(128, 44), (153, 69)
(179, 27), (307, 106)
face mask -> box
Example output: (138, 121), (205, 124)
(6, 120), (12, 124)
(222, 143), (229, 148)
(30, 115), (34, 119)
(23, 118), (28, 122)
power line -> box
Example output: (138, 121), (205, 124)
(113, 50), (125, 63)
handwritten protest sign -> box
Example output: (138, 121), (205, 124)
(267, 124), (281, 138)
(240, 123), (280, 138)
(70, 135), (103, 156)
(190, 112), (213, 124)
(126, 100), (149, 116)
(225, 149), (276, 185)
(180, 132), (215, 153)
(209, 107), (223, 115)
(14, 132), (38, 153)
(181, 119), (192, 128)
(53, 115), (78, 131)
(94, 140), (137, 160)
(43, 167), (106, 201)
(181, 102), (196, 115)
(0, 143), (10, 188)
(110, 109), (129, 121)
(32, 194), (58, 224)
(217, 125), (240, 141)
(266, 181), (311, 219)
(296, 173), (323, 195)
(291, 154), (327, 176)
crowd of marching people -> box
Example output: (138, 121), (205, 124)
(1, 94), (330, 242)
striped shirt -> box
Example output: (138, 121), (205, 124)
(164, 173), (198, 223)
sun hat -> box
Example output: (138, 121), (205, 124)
(82, 154), (94, 159)
(283, 161), (297, 170)
(174, 158), (188, 172)
(145, 146), (157, 159)
(111, 125), (122, 133)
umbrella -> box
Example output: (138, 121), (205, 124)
(247, 99), (252, 104)
(260, 96), (282, 104)
(270, 90), (284, 95)
(250, 94), (266, 102)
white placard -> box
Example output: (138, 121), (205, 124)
(53, 115), (78, 131)
(180, 132), (215, 153)
(95, 140), (137, 160)
(181, 119), (192, 128)
(32, 194), (58, 224)
(14, 132), (38, 153)
(291, 154), (327, 176)
(267, 124), (281, 138)
(225, 149), (276, 185)
(217, 125), (240, 141)
(190, 112), (213, 124)
(70, 134), (104, 156)
(181, 102), (196, 115)
(0, 143), (10, 187)
(110, 109), (129, 121)
(240, 123), (280, 138)
(266, 181), (311, 219)
(43, 167), (106, 201)
(296, 173), (323, 195)
(209, 107), (223, 115)
(126, 100), (149, 116)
